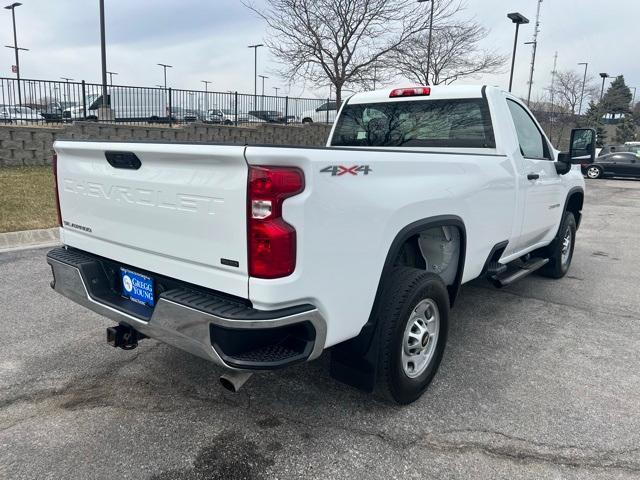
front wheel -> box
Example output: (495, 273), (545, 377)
(375, 268), (449, 405)
(539, 211), (576, 279)
(586, 165), (603, 179)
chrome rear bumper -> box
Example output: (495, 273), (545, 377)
(47, 247), (326, 370)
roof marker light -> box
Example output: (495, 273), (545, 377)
(389, 86), (431, 98)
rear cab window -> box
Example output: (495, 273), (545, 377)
(330, 98), (495, 148)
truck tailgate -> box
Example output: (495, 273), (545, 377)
(54, 141), (249, 298)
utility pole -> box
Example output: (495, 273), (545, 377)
(248, 44), (263, 110)
(577, 62), (588, 115)
(273, 87), (279, 97)
(526, 0), (543, 106)
(4, 2), (27, 106)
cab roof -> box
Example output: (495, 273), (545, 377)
(347, 85), (489, 105)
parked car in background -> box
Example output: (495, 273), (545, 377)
(248, 110), (295, 123)
(0, 105), (43, 124)
(171, 107), (204, 123)
(300, 101), (338, 124)
(64, 89), (170, 122)
(582, 151), (640, 179)
(205, 109), (227, 124)
(41, 101), (77, 123)
(238, 113), (266, 124)
(598, 144), (640, 156)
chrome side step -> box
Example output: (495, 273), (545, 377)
(490, 257), (549, 288)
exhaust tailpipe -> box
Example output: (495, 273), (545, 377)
(219, 371), (253, 393)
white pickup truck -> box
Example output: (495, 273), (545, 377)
(47, 85), (593, 404)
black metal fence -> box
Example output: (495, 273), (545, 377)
(0, 77), (335, 126)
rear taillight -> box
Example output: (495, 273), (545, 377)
(247, 166), (304, 278)
(389, 86), (431, 98)
(52, 153), (62, 227)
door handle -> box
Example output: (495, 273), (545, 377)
(527, 173), (540, 180)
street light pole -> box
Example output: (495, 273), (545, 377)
(258, 74), (268, 110)
(4, 2), (25, 106)
(417, 0), (434, 85)
(273, 87), (279, 97)
(201, 80), (211, 112)
(259, 75), (268, 96)
(599, 72), (609, 101)
(60, 77), (73, 103)
(577, 62), (588, 115)
(107, 71), (118, 86)
(507, 13), (529, 93)
(99, 0), (108, 109)
(248, 44), (263, 110)
(157, 63), (172, 89)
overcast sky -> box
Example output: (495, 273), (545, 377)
(1, 0), (637, 101)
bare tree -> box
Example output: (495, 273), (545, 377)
(391, 3), (506, 86)
(243, 0), (433, 106)
(548, 69), (598, 115)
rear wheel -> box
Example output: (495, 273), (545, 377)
(586, 165), (603, 179)
(302, 118), (313, 124)
(374, 267), (449, 405)
(539, 211), (576, 279)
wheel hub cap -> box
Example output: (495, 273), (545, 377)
(401, 299), (440, 378)
(561, 226), (572, 265)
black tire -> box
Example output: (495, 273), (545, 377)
(585, 165), (603, 179)
(302, 118), (313, 124)
(375, 267), (450, 405)
(539, 211), (576, 279)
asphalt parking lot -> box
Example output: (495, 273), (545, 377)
(1, 178), (639, 479)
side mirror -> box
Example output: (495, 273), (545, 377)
(568, 128), (597, 164)
(555, 152), (572, 174)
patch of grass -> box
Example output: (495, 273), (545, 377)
(0, 166), (57, 233)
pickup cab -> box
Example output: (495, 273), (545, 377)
(47, 85), (593, 404)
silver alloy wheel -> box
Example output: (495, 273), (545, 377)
(401, 298), (440, 378)
(560, 225), (572, 267)
(587, 166), (601, 179)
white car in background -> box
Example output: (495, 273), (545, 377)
(0, 105), (43, 124)
(300, 101), (338, 124)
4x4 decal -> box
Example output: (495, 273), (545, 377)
(320, 165), (372, 176)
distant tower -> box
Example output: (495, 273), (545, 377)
(549, 51), (558, 137)
(526, 0), (543, 106)
(549, 51), (558, 110)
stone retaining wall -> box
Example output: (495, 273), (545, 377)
(0, 121), (332, 167)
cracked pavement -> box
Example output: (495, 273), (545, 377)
(1, 178), (639, 479)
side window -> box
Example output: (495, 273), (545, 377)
(507, 99), (551, 160)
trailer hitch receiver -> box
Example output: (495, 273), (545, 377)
(107, 325), (142, 350)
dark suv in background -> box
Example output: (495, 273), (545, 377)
(582, 144), (640, 179)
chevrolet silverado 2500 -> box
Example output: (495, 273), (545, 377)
(47, 85), (593, 404)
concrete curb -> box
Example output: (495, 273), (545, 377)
(0, 227), (60, 252)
